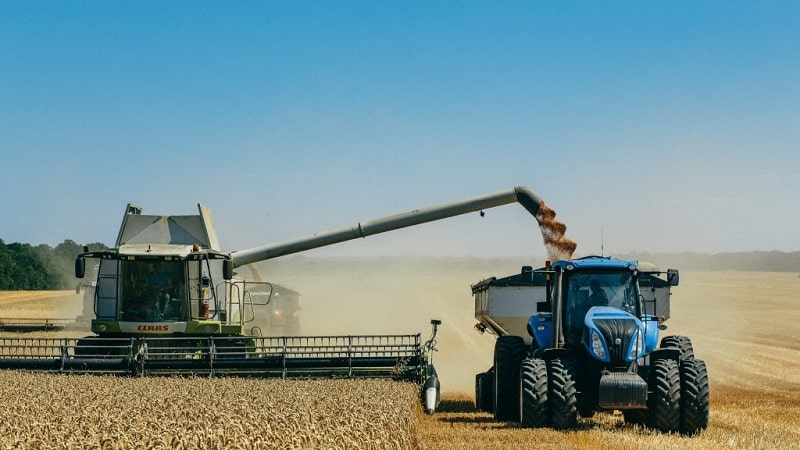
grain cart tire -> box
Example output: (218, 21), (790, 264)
(475, 373), (483, 410)
(648, 359), (681, 433)
(493, 336), (526, 421)
(679, 358), (710, 435)
(475, 371), (494, 412)
(623, 410), (647, 425)
(548, 358), (578, 430)
(660, 335), (694, 360)
(519, 358), (548, 428)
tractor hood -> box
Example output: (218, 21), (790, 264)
(583, 306), (645, 365)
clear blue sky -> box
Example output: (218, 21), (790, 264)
(1, 2), (798, 258)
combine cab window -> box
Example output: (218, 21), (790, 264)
(120, 260), (187, 322)
(562, 271), (638, 346)
(95, 259), (119, 319)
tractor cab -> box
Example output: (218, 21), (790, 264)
(559, 267), (641, 348)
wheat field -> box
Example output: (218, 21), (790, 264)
(1, 265), (799, 449)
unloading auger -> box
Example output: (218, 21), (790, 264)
(0, 186), (547, 414)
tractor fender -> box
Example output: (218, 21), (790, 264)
(648, 347), (680, 364)
(542, 347), (574, 362)
(527, 313), (553, 350)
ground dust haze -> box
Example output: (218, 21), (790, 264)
(254, 257), (531, 392)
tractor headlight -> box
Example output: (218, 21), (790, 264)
(591, 330), (607, 360)
(628, 328), (644, 360)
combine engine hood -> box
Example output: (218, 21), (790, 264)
(583, 306), (645, 366)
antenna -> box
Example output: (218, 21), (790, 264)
(601, 227), (604, 257)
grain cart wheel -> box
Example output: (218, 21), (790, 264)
(660, 335), (694, 360)
(475, 373), (483, 410)
(548, 358), (578, 430)
(679, 358), (710, 435)
(493, 336), (526, 421)
(647, 359), (681, 433)
(475, 370), (494, 412)
(519, 358), (548, 428)
(623, 410), (647, 425)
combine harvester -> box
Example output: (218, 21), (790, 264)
(0, 186), (551, 415)
(472, 257), (709, 434)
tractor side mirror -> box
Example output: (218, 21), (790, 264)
(223, 259), (234, 280)
(75, 257), (85, 279)
(667, 269), (679, 286)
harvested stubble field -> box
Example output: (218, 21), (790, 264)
(2, 265), (800, 449)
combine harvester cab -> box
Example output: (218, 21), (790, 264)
(473, 256), (709, 435)
(0, 186), (558, 415)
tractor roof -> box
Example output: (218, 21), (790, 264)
(552, 256), (638, 271)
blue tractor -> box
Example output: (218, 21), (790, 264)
(473, 256), (709, 435)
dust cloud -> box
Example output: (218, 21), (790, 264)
(255, 257), (530, 393)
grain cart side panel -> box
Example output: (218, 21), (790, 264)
(473, 266), (549, 344)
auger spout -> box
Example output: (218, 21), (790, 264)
(230, 186), (545, 268)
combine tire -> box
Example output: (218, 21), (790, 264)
(679, 358), (710, 435)
(493, 336), (526, 421)
(648, 359), (681, 433)
(660, 335), (694, 360)
(548, 358), (577, 430)
(519, 358), (548, 428)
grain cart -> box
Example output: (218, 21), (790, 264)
(0, 186), (551, 414)
(472, 256), (709, 435)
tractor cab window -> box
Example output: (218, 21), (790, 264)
(120, 259), (187, 322)
(562, 271), (638, 346)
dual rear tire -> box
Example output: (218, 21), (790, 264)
(518, 356), (577, 429)
(648, 336), (710, 435)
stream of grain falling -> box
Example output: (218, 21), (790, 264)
(534, 203), (577, 260)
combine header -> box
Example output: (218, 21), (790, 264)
(0, 186), (548, 414)
(0, 318), (73, 332)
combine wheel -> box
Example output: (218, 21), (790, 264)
(679, 358), (710, 435)
(647, 359), (681, 433)
(493, 336), (526, 421)
(547, 358), (577, 430)
(660, 335), (694, 360)
(519, 358), (548, 428)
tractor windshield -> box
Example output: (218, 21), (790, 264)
(120, 259), (187, 322)
(562, 271), (638, 346)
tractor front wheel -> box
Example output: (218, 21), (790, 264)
(648, 359), (681, 433)
(519, 358), (548, 427)
(548, 357), (578, 430)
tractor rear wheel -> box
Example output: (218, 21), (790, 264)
(679, 358), (710, 435)
(660, 335), (694, 360)
(648, 359), (681, 433)
(493, 336), (526, 421)
(519, 358), (548, 427)
(548, 357), (578, 430)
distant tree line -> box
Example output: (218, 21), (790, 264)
(0, 239), (108, 290)
(616, 251), (800, 273)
